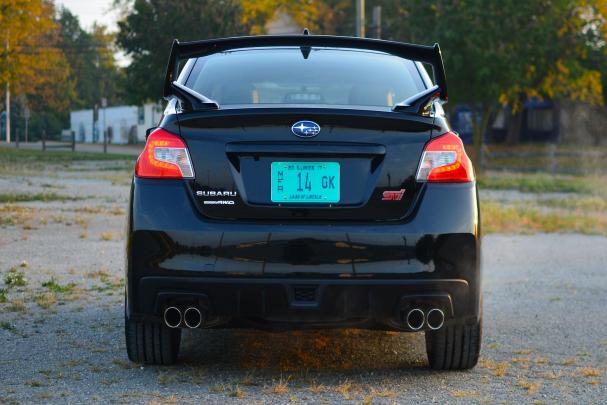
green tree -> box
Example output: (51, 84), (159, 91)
(378, 0), (604, 159)
(57, 8), (123, 109)
(117, 0), (251, 104)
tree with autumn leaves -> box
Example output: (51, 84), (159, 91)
(0, 0), (73, 135)
(0, 0), (121, 139)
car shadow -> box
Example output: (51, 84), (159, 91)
(178, 328), (429, 373)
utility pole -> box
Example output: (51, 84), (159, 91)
(356, 0), (365, 38)
(5, 34), (10, 144)
(24, 106), (30, 143)
(372, 6), (382, 39)
(102, 97), (107, 153)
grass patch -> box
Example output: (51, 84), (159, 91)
(578, 367), (603, 377)
(0, 147), (134, 163)
(481, 200), (607, 235)
(4, 267), (27, 287)
(42, 278), (76, 294)
(0, 288), (7, 303)
(518, 379), (541, 395)
(0, 193), (82, 203)
(229, 385), (245, 398)
(7, 299), (26, 312)
(538, 196), (607, 211)
(35, 292), (57, 309)
(0, 321), (17, 333)
(269, 376), (289, 395)
(100, 231), (113, 241)
(477, 173), (598, 194)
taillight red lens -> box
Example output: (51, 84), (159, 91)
(415, 131), (475, 182)
(135, 128), (194, 179)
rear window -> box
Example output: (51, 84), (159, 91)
(184, 47), (425, 108)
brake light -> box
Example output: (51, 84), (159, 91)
(135, 128), (194, 178)
(415, 131), (474, 182)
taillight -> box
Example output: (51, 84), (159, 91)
(135, 128), (194, 179)
(415, 131), (475, 182)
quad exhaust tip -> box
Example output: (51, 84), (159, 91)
(163, 306), (182, 328)
(426, 308), (445, 330)
(183, 307), (203, 329)
(405, 308), (425, 331)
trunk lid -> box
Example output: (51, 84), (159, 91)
(178, 107), (436, 222)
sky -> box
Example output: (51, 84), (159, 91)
(55, 0), (120, 31)
(55, 0), (128, 65)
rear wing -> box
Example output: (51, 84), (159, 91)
(163, 35), (448, 107)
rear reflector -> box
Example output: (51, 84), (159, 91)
(135, 128), (194, 179)
(415, 131), (474, 182)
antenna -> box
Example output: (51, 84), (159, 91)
(303, 28), (311, 35)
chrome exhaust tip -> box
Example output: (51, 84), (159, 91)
(183, 307), (202, 329)
(426, 308), (445, 330)
(405, 308), (425, 331)
(163, 306), (182, 328)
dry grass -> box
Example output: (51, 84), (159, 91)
(482, 199), (607, 235)
(269, 376), (289, 395)
(307, 380), (326, 394)
(368, 385), (397, 399)
(479, 358), (509, 377)
(209, 384), (225, 393)
(239, 373), (258, 386)
(334, 379), (362, 400)
(577, 367), (603, 377)
(35, 292), (58, 309)
(7, 299), (27, 312)
(229, 385), (245, 398)
(157, 372), (175, 386)
(451, 390), (479, 398)
(100, 231), (113, 241)
(0, 204), (35, 227)
(518, 380), (541, 395)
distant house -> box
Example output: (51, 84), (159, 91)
(70, 103), (163, 144)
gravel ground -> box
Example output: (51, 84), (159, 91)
(0, 161), (606, 404)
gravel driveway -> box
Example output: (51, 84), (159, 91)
(0, 161), (605, 404)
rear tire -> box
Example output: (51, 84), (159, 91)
(125, 316), (181, 365)
(425, 317), (482, 370)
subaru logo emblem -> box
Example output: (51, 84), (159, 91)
(291, 121), (321, 138)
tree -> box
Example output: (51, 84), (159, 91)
(0, 0), (73, 114)
(378, 0), (604, 160)
(57, 8), (123, 108)
(117, 0), (251, 103)
(240, 0), (352, 35)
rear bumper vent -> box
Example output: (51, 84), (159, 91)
(291, 285), (320, 307)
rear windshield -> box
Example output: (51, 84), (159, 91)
(184, 47), (425, 108)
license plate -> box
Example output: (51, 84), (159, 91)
(271, 162), (340, 203)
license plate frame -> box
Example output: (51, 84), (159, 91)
(271, 161), (340, 203)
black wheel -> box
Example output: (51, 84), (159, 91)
(425, 316), (482, 370)
(125, 315), (181, 365)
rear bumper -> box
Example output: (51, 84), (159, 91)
(133, 276), (473, 331)
(126, 179), (481, 330)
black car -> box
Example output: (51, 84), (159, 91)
(125, 34), (481, 370)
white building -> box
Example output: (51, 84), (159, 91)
(70, 103), (163, 144)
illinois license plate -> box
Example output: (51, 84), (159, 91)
(271, 162), (340, 203)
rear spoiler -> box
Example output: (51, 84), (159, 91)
(163, 35), (448, 108)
